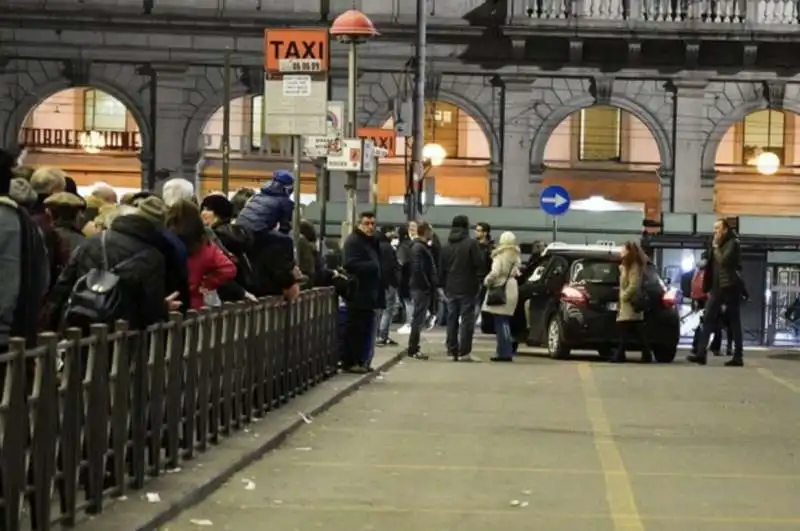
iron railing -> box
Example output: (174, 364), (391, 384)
(0, 288), (338, 531)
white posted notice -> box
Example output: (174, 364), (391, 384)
(282, 75), (311, 97)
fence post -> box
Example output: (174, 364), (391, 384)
(164, 312), (184, 469)
(182, 310), (199, 460)
(59, 328), (84, 524)
(109, 320), (132, 498)
(1, 339), (30, 531)
(85, 323), (111, 515)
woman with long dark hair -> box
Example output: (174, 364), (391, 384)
(613, 241), (653, 363)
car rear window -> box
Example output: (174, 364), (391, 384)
(571, 259), (620, 284)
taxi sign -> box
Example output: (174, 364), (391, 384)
(264, 28), (329, 73)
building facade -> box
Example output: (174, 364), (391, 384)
(2, 0), (800, 215)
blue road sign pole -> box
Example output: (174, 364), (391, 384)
(540, 185), (570, 242)
(552, 216), (558, 242)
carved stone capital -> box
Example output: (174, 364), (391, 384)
(61, 60), (91, 86)
(569, 40), (583, 65)
(589, 76), (614, 105)
(763, 80), (785, 108)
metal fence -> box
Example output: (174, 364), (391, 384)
(0, 288), (339, 531)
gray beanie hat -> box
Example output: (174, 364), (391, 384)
(9, 178), (36, 206)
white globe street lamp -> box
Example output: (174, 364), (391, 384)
(422, 142), (447, 167)
(755, 151), (780, 175)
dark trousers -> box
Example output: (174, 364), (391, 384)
(445, 293), (477, 356)
(616, 320), (651, 359)
(408, 290), (431, 355)
(696, 288), (743, 358)
(343, 307), (375, 368)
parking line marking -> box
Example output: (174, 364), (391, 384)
(756, 367), (800, 393)
(578, 362), (645, 531)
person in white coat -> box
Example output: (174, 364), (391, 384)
(482, 231), (521, 362)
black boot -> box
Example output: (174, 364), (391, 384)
(687, 353), (707, 365)
(724, 356), (743, 367)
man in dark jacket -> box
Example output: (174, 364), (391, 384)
(47, 197), (173, 331)
(440, 215), (487, 362)
(376, 225), (400, 346)
(688, 218), (744, 366)
(407, 222), (437, 360)
(342, 211), (385, 373)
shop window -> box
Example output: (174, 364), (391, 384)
(251, 95), (290, 155)
(579, 106), (621, 161)
(742, 109), (785, 165)
(424, 100), (459, 158)
(83, 89), (127, 132)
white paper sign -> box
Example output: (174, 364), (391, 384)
(282, 75), (311, 97)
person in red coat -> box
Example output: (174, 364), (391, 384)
(166, 200), (236, 310)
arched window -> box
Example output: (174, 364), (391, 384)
(579, 106), (621, 161)
(425, 100), (459, 157)
(83, 89), (127, 132)
(250, 95), (290, 155)
(743, 109), (785, 165)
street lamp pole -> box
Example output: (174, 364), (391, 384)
(408, 0), (427, 222)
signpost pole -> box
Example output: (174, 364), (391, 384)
(345, 40), (358, 234)
(292, 135), (302, 245)
(370, 154), (379, 213)
(408, 0), (427, 222)
(221, 50), (232, 195)
(552, 216), (558, 242)
(316, 160), (328, 245)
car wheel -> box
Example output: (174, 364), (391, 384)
(547, 316), (570, 359)
(653, 344), (677, 363)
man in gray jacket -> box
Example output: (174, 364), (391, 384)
(0, 150), (49, 352)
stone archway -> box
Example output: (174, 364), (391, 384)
(529, 94), (673, 172)
(4, 77), (150, 153)
(701, 100), (800, 176)
(182, 84), (249, 161)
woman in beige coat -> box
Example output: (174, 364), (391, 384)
(613, 241), (653, 363)
(483, 231), (521, 362)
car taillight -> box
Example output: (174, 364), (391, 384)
(561, 286), (587, 306)
(662, 289), (678, 307)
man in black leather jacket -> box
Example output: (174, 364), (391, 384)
(688, 218), (744, 366)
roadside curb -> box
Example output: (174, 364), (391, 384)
(78, 349), (407, 531)
(141, 349), (406, 530)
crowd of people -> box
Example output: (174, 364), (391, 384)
(0, 150), (334, 356)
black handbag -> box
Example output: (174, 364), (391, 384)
(485, 268), (513, 306)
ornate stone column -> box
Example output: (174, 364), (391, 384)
(501, 80), (537, 207)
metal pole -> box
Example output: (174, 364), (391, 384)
(345, 40), (358, 235)
(552, 217), (558, 242)
(317, 161), (328, 246)
(146, 68), (157, 191)
(409, 0), (426, 221)
(221, 50), (232, 195)
(370, 155), (379, 213)
(292, 136), (302, 245)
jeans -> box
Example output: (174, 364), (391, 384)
(436, 288), (447, 325)
(403, 298), (414, 325)
(445, 293), (477, 356)
(696, 288), (743, 358)
(378, 286), (399, 340)
(408, 290), (431, 355)
(493, 314), (513, 359)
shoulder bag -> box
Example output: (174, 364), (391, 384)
(485, 266), (514, 306)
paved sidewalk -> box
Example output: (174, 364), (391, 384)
(163, 334), (800, 531)
(77, 346), (405, 531)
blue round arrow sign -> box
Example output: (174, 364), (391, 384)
(539, 185), (571, 216)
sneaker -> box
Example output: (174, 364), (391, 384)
(408, 352), (430, 360)
(724, 357), (744, 367)
(458, 354), (481, 362)
(344, 365), (369, 374)
(397, 324), (411, 334)
(375, 338), (388, 347)
(384, 338), (399, 346)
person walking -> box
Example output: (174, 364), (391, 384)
(376, 225), (401, 346)
(482, 231), (521, 362)
(440, 215), (487, 362)
(407, 222), (437, 360)
(688, 218), (744, 366)
(611, 241), (653, 364)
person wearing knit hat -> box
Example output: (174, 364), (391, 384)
(235, 169), (295, 236)
(135, 195), (167, 226)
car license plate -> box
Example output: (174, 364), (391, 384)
(607, 302), (618, 311)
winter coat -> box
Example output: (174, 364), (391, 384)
(234, 181), (294, 235)
(187, 242), (237, 310)
(617, 263), (643, 322)
(482, 245), (521, 316)
(439, 226), (486, 296)
(342, 229), (384, 310)
(376, 230), (399, 289)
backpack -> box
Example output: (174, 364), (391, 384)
(690, 269), (706, 301)
(64, 231), (140, 327)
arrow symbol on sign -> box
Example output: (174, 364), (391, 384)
(542, 193), (567, 208)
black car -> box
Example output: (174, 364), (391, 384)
(523, 244), (680, 363)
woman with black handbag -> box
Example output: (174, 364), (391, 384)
(612, 241), (653, 364)
(482, 231), (521, 362)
